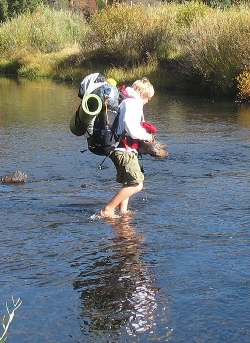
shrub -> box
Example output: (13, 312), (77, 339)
(0, 0), (8, 22)
(175, 1), (212, 27)
(182, 6), (250, 94)
(87, 3), (178, 66)
(0, 6), (88, 56)
(237, 68), (250, 101)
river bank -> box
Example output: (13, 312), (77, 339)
(1, 3), (250, 100)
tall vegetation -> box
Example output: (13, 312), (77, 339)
(182, 5), (250, 96)
(0, 0), (98, 22)
(0, 0), (247, 22)
(0, 1), (250, 99)
(0, 0), (44, 21)
(87, 3), (179, 66)
(0, 6), (86, 55)
(0, 5), (88, 77)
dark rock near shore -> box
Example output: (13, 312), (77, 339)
(1, 171), (28, 184)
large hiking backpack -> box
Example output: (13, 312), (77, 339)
(70, 73), (120, 156)
(87, 109), (118, 156)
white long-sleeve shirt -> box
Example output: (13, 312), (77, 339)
(116, 87), (152, 151)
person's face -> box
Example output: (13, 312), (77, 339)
(142, 97), (151, 105)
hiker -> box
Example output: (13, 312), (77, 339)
(100, 77), (155, 218)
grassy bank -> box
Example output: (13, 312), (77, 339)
(0, 2), (250, 100)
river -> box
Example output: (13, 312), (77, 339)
(0, 77), (250, 343)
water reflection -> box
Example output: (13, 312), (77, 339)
(0, 77), (78, 126)
(73, 216), (159, 337)
(237, 103), (250, 128)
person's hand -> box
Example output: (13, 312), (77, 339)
(146, 134), (154, 142)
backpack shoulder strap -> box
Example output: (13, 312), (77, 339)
(110, 107), (123, 142)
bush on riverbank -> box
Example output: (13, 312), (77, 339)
(0, 2), (250, 99)
(182, 5), (250, 97)
(87, 3), (179, 66)
(0, 6), (88, 78)
(0, 6), (87, 55)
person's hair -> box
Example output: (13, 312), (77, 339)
(132, 77), (154, 99)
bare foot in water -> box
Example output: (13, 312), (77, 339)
(100, 209), (120, 219)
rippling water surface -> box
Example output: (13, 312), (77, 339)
(0, 77), (250, 343)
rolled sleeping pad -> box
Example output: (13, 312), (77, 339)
(79, 93), (103, 126)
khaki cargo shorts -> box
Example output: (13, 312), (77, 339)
(110, 151), (144, 185)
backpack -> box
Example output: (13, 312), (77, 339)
(86, 107), (120, 156)
(70, 74), (120, 156)
(78, 73), (106, 99)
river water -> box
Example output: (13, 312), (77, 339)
(0, 77), (250, 343)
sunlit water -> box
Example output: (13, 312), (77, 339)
(0, 77), (250, 343)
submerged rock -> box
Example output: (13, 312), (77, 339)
(81, 182), (96, 188)
(1, 171), (28, 184)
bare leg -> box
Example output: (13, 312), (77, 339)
(101, 182), (143, 217)
(119, 197), (129, 213)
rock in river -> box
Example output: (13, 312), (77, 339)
(1, 171), (28, 184)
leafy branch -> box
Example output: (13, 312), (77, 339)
(0, 296), (22, 343)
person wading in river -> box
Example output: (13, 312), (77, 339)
(100, 77), (154, 219)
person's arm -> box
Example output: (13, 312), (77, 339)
(123, 99), (152, 141)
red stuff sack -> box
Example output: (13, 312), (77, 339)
(141, 121), (158, 134)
